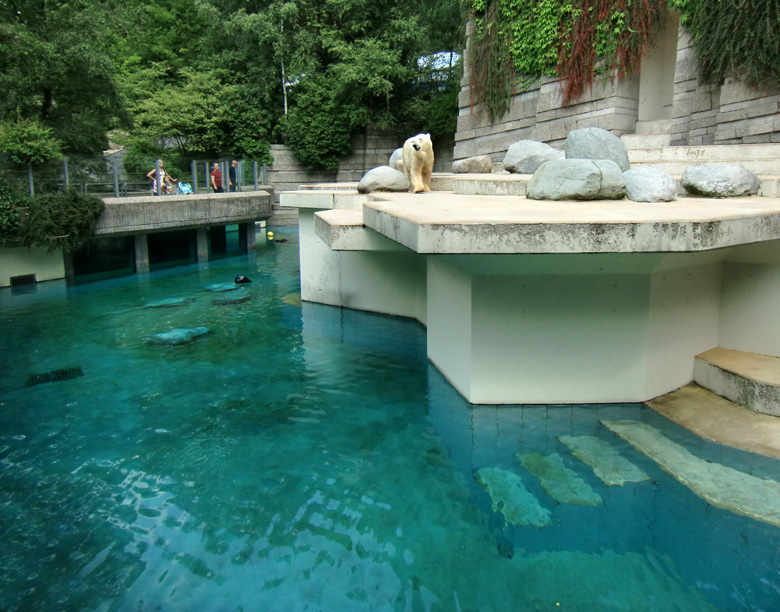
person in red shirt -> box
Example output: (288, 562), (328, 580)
(210, 163), (224, 193)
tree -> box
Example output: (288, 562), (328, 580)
(0, 118), (62, 165)
(0, 0), (132, 153)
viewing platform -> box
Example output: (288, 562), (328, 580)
(281, 167), (780, 406)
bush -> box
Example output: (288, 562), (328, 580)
(21, 188), (104, 253)
(0, 182), (27, 244)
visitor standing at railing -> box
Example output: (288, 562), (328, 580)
(147, 159), (176, 195)
(229, 160), (238, 192)
(210, 162), (224, 193)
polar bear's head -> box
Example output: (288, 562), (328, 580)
(408, 133), (432, 152)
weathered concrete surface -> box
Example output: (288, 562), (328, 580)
(98, 191), (272, 235)
(693, 348), (780, 416)
(647, 384), (780, 460)
(360, 191), (780, 254)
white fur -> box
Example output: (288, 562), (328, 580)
(401, 133), (434, 193)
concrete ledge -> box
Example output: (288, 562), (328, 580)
(279, 190), (368, 210)
(98, 191), (272, 235)
(362, 192), (780, 254)
(647, 384), (780, 459)
(314, 209), (366, 250)
(450, 174), (529, 197)
(694, 348), (780, 417)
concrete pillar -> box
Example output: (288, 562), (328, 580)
(63, 250), (76, 286)
(196, 228), (209, 262)
(240, 222), (256, 253)
(134, 234), (150, 273)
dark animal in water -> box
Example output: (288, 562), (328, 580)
(235, 275), (252, 284)
(273, 238), (288, 243)
(25, 367), (84, 387)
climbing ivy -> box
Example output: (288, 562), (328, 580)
(668, 0), (780, 90)
(468, 0), (665, 118)
(468, 0), (779, 119)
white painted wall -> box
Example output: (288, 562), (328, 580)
(470, 272), (651, 404)
(719, 262), (780, 358)
(0, 246), (65, 287)
(298, 209), (344, 306)
(644, 262), (722, 397)
(426, 257), (473, 400)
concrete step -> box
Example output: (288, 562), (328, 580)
(634, 119), (672, 135)
(621, 134), (671, 149)
(449, 173), (529, 197)
(694, 348), (780, 417)
(647, 384), (780, 460)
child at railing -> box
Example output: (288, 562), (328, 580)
(147, 159), (177, 195)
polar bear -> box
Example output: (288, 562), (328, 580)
(401, 133), (434, 193)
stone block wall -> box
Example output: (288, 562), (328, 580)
(455, 16), (780, 157)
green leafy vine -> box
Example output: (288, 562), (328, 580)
(468, 0), (779, 120)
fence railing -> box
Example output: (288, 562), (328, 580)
(0, 155), (269, 199)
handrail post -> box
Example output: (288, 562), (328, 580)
(27, 164), (34, 197)
(253, 161), (258, 190)
(191, 160), (197, 194)
(63, 158), (69, 188)
(112, 155), (120, 198)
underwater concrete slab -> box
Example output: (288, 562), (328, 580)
(647, 385), (780, 460)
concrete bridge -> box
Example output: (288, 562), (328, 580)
(93, 190), (273, 273)
(0, 190), (273, 287)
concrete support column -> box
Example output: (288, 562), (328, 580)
(240, 222), (256, 253)
(196, 228), (209, 262)
(134, 234), (150, 274)
(63, 250), (76, 286)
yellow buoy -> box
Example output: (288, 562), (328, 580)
(267, 231), (274, 240)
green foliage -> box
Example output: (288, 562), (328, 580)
(283, 75), (367, 170)
(21, 189), (105, 253)
(668, 0), (780, 90)
(0, 118), (63, 165)
(0, 182), (27, 244)
(0, 0), (132, 153)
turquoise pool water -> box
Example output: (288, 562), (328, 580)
(1, 227), (779, 611)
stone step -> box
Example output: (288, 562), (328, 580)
(621, 134), (671, 149)
(694, 348), (780, 417)
(634, 118), (672, 135)
(647, 384), (780, 460)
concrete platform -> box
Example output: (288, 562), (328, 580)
(282, 181), (780, 405)
(694, 348), (780, 417)
(647, 385), (780, 460)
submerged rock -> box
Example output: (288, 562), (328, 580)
(213, 289), (251, 305)
(558, 434), (649, 486)
(144, 297), (194, 309)
(148, 327), (210, 346)
(603, 419), (780, 528)
(282, 293), (302, 306)
(476, 467), (551, 527)
(517, 452), (602, 506)
(205, 283), (239, 292)
(25, 367), (84, 387)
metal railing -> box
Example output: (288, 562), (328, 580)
(0, 154), (269, 198)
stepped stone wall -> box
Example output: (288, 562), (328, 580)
(455, 18), (780, 160)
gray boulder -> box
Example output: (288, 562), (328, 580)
(565, 127), (631, 172)
(357, 166), (410, 194)
(681, 164), (760, 198)
(389, 148), (404, 172)
(148, 327), (210, 346)
(623, 167), (678, 202)
(503, 140), (563, 174)
(526, 159), (627, 201)
(452, 155), (493, 174)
